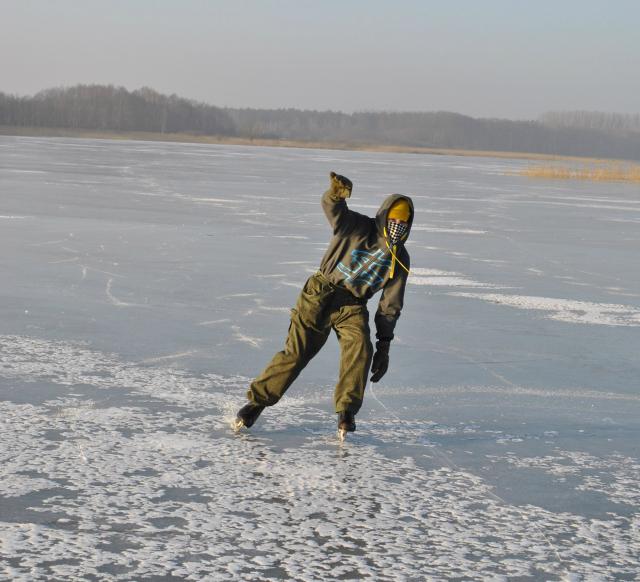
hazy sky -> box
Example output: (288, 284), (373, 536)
(2, 0), (639, 119)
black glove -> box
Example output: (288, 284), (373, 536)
(370, 341), (390, 383)
(329, 171), (352, 200)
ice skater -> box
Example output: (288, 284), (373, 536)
(235, 172), (413, 436)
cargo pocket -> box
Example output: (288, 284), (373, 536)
(334, 303), (369, 327)
(295, 275), (331, 332)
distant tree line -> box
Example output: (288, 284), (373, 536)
(540, 110), (640, 134)
(1, 85), (640, 160)
(0, 85), (235, 135)
(226, 108), (640, 160)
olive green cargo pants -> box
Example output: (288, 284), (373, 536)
(247, 272), (373, 414)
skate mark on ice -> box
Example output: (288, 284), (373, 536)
(252, 299), (290, 313)
(254, 273), (287, 279)
(136, 350), (201, 365)
(105, 278), (150, 309)
(48, 256), (80, 265)
(197, 318), (231, 326)
(28, 239), (67, 247)
(230, 326), (263, 349)
(216, 292), (258, 300)
(81, 265), (125, 279)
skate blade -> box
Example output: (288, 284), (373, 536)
(338, 428), (347, 442)
(232, 418), (245, 432)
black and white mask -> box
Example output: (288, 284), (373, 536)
(387, 220), (408, 245)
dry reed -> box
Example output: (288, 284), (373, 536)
(519, 162), (640, 183)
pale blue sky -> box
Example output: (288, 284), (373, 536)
(2, 0), (639, 119)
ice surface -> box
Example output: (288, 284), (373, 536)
(1, 136), (639, 580)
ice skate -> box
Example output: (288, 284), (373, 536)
(233, 402), (265, 431)
(337, 411), (356, 441)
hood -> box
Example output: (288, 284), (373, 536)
(375, 193), (415, 242)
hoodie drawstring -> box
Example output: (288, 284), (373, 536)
(383, 227), (410, 278)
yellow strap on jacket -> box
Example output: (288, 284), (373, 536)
(383, 228), (411, 278)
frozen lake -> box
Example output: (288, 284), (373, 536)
(1, 136), (639, 580)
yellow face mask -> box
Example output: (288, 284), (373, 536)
(387, 199), (411, 222)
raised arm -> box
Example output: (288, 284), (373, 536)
(321, 171), (366, 236)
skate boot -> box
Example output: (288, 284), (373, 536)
(233, 402), (265, 431)
(337, 410), (356, 441)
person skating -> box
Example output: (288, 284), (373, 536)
(235, 171), (413, 435)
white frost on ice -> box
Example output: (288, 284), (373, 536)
(449, 293), (640, 326)
(498, 451), (640, 506)
(0, 335), (638, 580)
(409, 268), (503, 288)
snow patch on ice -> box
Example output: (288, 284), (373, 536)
(498, 451), (640, 506)
(450, 293), (640, 327)
(409, 268), (503, 288)
(0, 334), (638, 580)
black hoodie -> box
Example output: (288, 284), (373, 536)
(319, 190), (414, 342)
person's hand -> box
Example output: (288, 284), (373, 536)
(370, 341), (390, 382)
(329, 171), (352, 199)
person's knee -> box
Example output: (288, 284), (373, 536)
(343, 332), (373, 359)
(284, 336), (324, 363)
(285, 322), (329, 361)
